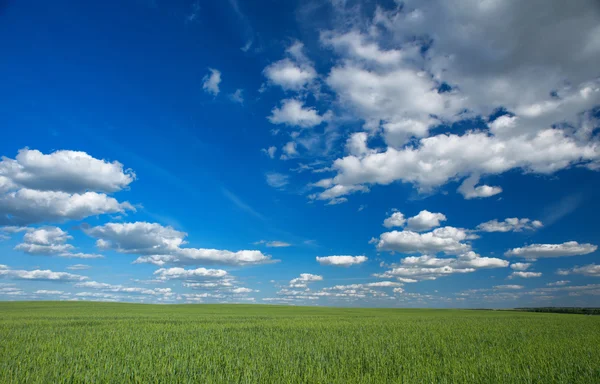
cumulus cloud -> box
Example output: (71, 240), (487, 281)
(0, 148), (135, 193)
(289, 273), (323, 288)
(303, 0), (600, 203)
(383, 212), (405, 228)
(268, 99), (325, 128)
(457, 174), (502, 200)
(75, 281), (173, 296)
(14, 227), (102, 258)
(374, 226), (472, 255)
(477, 218), (543, 232)
(374, 252), (508, 281)
(0, 148), (136, 225)
(510, 263), (532, 271)
(316, 255), (367, 267)
(406, 210), (447, 232)
(263, 42), (316, 91)
(85, 222), (274, 266)
(202, 68), (221, 95)
(0, 266), (87, 282)
(505, 241), (597, 259)
(557, 264), (600, 277)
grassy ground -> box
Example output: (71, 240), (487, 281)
(1, 302), (599, 383)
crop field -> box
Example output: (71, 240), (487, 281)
(0, 302), (599, 383)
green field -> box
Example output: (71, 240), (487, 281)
(1, 302), (599, 383)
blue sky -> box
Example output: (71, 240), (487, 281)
(1, 0), (599, 307)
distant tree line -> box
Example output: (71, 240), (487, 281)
(514, 307), (600, 315)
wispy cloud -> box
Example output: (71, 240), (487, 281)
(222, 188), (265, 220)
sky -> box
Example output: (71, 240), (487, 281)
(1, 0), (599, 307)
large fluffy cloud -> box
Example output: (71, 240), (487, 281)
(505, 241), (597, 259)
(316, 255), (367, 267)
(0, 149), (135, 225)
(373, 226), (473, 255)
(305, 0), (600, 203)
(0, 148), (135, 193)
(84, 222), (274, 266)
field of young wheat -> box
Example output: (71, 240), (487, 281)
(0, 302), (598, 383)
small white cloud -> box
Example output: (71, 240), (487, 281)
(268, 99), (325, 128)
(0, 266), (87, 282)
(510, 263), (531, 271)
(261, 146), (277, 159)
(383, 212), (406, 228)
(509, 271), (542, 279)
(406, 210), (447, 232)
(265, 172), (289, 189)
(316, 255), (367, 267)
(202, 68), (221, 96)
(557, 264), (600, 277)
(229, 89), (244, 104)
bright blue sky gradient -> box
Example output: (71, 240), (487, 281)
(1, 0), (599, 307)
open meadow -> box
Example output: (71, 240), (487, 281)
(0, 302), (599, 383)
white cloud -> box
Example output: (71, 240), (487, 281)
(494, 285), (523, 290)
(262, 146), (277, 159)
(374, 226), (472, 255)
(0, 148), (135, 193)
(457, 174), (502, 200)
(265, 172), (289, 189)
(229, 89), (244, 104)
(0, 266), (87, 282)
(547, 280), (570, 287)
(0, 189), (134, 226)
(289, 273), (323, 288)
(265, 241), (291, 248)
(231, 287), (256, 294)
(202, 68), (221, 95)
(280, 141), (298, 160)
(13, 226), (103, 258)
(35, 290), (64, 295)
(263, 42), (316, 91)
(406, 210), (447, 232)
(505, 241), (597, 259)
(509, 271), (542, 279)
(0, 148), (135, 225)
(557, 264), (600, 277)
(75, 281), (174, 297)
(374, 252), (508, 281)
(154, 267), (228, 281)
(268, 99), (325, 128)
(510, 263), (531, 271)
(316, 255), (367, 267)
(478, 218), (543, 232)
(383, 212), (405, 228)
(85, 222), (274, 266)
(67, 264), (91, 270)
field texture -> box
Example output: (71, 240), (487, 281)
(0, 302), (599, 383)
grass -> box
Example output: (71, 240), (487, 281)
(1, 302), (599, 383)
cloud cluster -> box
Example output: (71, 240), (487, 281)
(0, 149), (135, 225)
(477, 218), (543, 233)
(557, 264), (600, 277)
(289, 273), (322, 288)
(84, 222), (274, 266)
(373, 226), (473, 255)
(302, 0), (600, 203)
(374, 252), (508, 281)
(14, 227), (102, 258)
